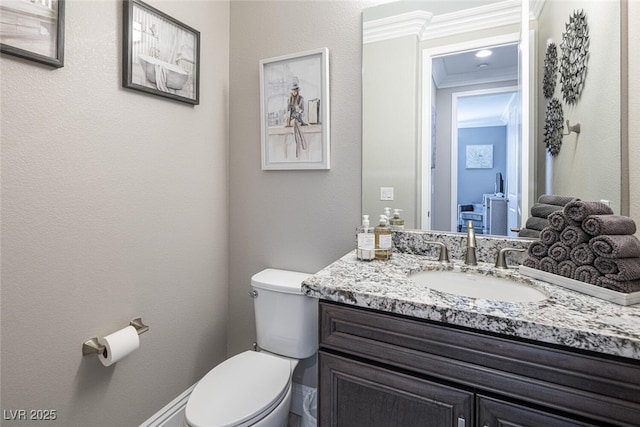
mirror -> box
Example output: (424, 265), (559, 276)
(362, 0), (626, 233)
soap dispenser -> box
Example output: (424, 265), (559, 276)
(374, 215), (392, 260)
(390, 209), (405, 231)
(356, 215), (375, 261)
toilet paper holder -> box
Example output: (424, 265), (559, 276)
(82, 318), (149, 356)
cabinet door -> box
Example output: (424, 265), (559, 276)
(320, 351), (473, 427)
(477, 395), (601, 427)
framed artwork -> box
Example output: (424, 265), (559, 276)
(0, 0), (65, 68)
(259, 47), (330, 170)
(466, 144), (493, 169)
(123, 0), (200, 105)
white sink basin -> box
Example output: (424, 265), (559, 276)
(409, 270), (547, 303)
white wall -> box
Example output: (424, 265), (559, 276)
(227, 1), (369, 367)
(537, 0), (621, 210)
(630, 0), (640, 234)
(0, 1), (229, 425)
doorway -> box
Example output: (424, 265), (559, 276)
(421, 34), (524, 234)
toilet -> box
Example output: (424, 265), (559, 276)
(182, 269), (318, 427)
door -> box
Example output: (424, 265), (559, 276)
(320, 351), (473, 427)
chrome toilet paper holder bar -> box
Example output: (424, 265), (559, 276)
(82, 317), (149, 356)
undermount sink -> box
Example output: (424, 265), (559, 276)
(409, 269), (548, 303)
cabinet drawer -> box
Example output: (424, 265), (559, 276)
(320, 301), (640, 426)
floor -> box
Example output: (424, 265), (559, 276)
(288, 412), (302, 427)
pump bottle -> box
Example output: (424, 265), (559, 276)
(390, 209), (405, 231)
(374, 215), (392, 260)
(356, 215), (375, 261)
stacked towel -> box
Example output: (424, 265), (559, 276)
(524, 199), (640, 294)
(564, 200), (613, 223)
(518, 194), (578, 238)
(583, 215), (637, 236)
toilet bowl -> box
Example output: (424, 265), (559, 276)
(182, 269), (317, 427)
(182, 351), (298, 427)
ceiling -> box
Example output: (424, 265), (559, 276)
(433, 43), (519, 127)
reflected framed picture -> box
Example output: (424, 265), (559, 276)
(466, 144), (493, 169)
(0, 0), (65, 68)
(259, 47), (330, 170)
(123, 0), (200, 105)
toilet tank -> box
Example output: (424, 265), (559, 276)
(251, 269), (318, 359)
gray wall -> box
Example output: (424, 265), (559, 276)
(1, 1), (229, 425)
(227, 1), (369, 363)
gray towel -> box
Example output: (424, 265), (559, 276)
(560, 225), (590, 247)
(593, 257), (640, 281)
(522, 257), (540, 269)
(538, 194), (579, 206)
(590, 235), (640, 259)
(549, 242), (571, 262)
(530, 203), (564, 219)
(582, 215), (637, 236)
(558, 260), (578, 279)
(518, 228), (541, 239)
(528, 241), (549, 260)
(548, 211), (577, 231)
(596, 277), (640, 293)
(540, 228), (560, 246)
(570, 243), (596, 266)
(539, 257), (558, 274)
(564, 200), (614, 223)
(525, 216), (550, 231)
(574, 265), (602, 285)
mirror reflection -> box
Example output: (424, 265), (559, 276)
(362, 0), (623, 236)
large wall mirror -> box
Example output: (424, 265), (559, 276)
(362, 0), (628, 235)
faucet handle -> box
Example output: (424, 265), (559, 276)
(495, 247), (526, 269)
(425, 241), (450, 263)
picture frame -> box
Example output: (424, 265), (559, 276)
(260, 48), (330, 170)
(123, 0), (200, 105)
(466, 144), (493, 169)
(0, 0), (65, 68)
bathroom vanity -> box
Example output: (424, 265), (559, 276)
(302, 232), (640, 427)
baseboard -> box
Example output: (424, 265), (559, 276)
(139, 384), (196, 427)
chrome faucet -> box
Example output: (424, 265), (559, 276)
(464, 220), (477, 266)
(495, 247), (526, 269)
(424, 241), (450, 263)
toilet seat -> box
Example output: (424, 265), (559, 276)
(184, 351), (291, 427)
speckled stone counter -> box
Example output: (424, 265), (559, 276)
(302, 231), (640, 360)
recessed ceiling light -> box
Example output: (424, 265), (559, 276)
(477, 63), (489, 68)
(476, 49), (492, 58)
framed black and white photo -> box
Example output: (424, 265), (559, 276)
(260, 48), (330, 170)
(123, 0), (200, 105)
(0, 0), (65, 68)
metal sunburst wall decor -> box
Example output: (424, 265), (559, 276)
(560, 9), (590, 105)
(542, 43), (558, 99)
(544, 98), (564, 156)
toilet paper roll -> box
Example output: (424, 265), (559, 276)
(98, 325), (139, 367)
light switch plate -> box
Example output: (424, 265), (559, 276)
(380, 187), (394, 201)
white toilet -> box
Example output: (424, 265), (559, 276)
(182, 268), (318, 427)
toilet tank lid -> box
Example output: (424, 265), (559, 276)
(251, 268), (312, 294)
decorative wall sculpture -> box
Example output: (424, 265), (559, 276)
(560, 10), (590, 105)
(545, 98), (564, 156)
(542, 43), (558, 100)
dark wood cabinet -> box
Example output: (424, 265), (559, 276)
(318, 301), (640, 427)
(320, 351), (473, 427)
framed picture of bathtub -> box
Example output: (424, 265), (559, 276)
(0, 0), (65, 68)
(123, 0), (200, 105)
(260, 48), (330, 170)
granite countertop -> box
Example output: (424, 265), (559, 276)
(302, 250), (640, 360)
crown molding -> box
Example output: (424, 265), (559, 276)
(363, 0), (523, 44)
(363, 10), (433, 44)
